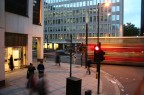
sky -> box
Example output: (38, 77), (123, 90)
(124, 0), (141, 28)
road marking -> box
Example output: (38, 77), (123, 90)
(101, 70), (124, 95)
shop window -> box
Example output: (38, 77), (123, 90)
(5, 0), (28, 16)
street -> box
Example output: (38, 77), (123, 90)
(101, 65), (144, 95)
(45, 52), (144, 95)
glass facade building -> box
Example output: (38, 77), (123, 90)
(44, 0), (123, 49)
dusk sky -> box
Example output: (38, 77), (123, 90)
(124, 0), (141, 28)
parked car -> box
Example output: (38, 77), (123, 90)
(56, 50), (69, 56)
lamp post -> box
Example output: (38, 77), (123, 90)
(107, 13), (111, 37)
(97, 3), (100, 45)
(97, 3), (101, 95)
(97, 3), (110, 94)
(70, 34), (72, 77)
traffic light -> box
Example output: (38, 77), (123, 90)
(99, 50), (105, 62)
(94, 45), (100, 62)
(94, 45), (105, 62)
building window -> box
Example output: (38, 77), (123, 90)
(5, 0), (28, 16)
(33, 0), (41, 25)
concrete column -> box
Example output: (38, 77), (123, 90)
(27, 35), (32, 65)
(52, 43), (54, 50)
(0, 30), (5, 87)
(63, 43), (65, 50)
(37, 37), (43, 61)
(119, 0), (124, 36)
(0, 0), (5, 87)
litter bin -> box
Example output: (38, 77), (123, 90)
(85, 90), (92, 95)
(66, 77), (82, 95)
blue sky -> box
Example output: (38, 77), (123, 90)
(124, 0), (141, 28)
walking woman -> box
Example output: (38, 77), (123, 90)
(9, 55), (14, 71)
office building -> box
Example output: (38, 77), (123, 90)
(0, 0), (44, 87)
(44, 0), (124, 49)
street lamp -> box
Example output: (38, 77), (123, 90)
(97, 2), (110, 94)
(107, 13), (111, 36)
(97, 2), (110, 44)
(70, 34), (72, 77)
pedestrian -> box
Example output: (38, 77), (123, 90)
(44, 56), (47, 62)
(37, 61), (45, 78)
(55, 52), (61, 66)
(36, 75), (48, 95)
(86, 59), (92, 75)
(26, 63), (36, 89)
(72, 53), (76, 64)
(27, 63), (36, 79)
(9, 55), (14, 71)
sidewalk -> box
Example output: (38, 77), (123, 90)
(0, 60), (120, 95)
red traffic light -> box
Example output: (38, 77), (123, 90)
(95, 46), (100, 51)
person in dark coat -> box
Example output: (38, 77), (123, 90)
(26, 63), (36, 89)
(55, 52), (61, 66)
(86, 59), (92, 75)
(27, 63), (36, 79)
(37, 61), (45, 78)
(9, 55), (14, 71)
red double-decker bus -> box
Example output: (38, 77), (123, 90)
(87, 36), (144, 66)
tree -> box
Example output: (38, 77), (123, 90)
(123, 23), (140, 36)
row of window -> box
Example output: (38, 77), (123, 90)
(45, 32), (117, 40)
(45, 24), (120, 33)
(45, 0), (120, 6)
(45, 9), (111, 19)
(44, 14), (120, 25)
(45, 5), (119, 17)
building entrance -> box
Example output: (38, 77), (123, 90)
(5, 46), (26, 71)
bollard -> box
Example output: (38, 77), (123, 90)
(85, 90), (92, 95)
(66, 77), (82, 95)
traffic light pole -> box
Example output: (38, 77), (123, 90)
(97, 3), (101, 94)
(97, 60), (100, 94)
(85, 0), (88, 68)
(97, 3), (100, 45)
(97, 43), (101, 94)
